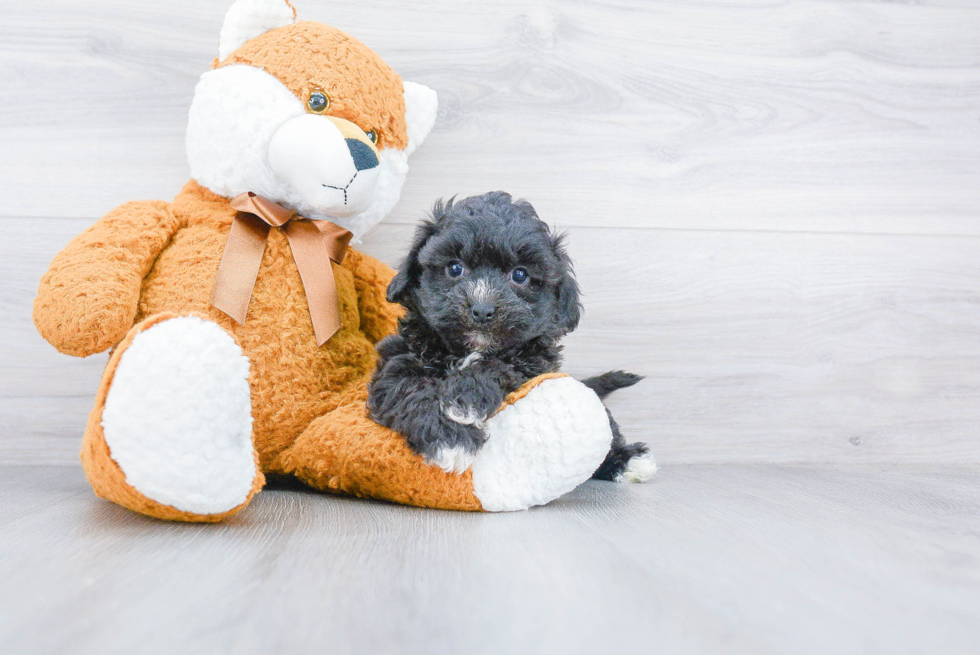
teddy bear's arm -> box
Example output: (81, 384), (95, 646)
(345, 248), (404, 344)
(33, 200), (180, 357)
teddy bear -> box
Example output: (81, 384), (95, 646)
(32, 0), (617, 522)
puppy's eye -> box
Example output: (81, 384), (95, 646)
(308, 89), (330, 113)
(510, 268), (529, 285)
(366, 130), (377, 144)
(446, 262), (465, 278)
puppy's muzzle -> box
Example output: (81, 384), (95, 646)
(465, 280), (500, 325)
(470, 302), (495, 323)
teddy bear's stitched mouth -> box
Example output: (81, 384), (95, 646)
(321, 171), (359, 205)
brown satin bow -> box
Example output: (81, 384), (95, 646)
(210, 192), (353, 346)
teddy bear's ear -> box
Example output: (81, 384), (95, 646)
(403, 81), (438, 157)
(218, 0), (297, 62)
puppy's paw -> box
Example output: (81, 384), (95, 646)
(617, 451), (657, 483)
(592, 441), (657, 483)
(426, 445), (477, 474)
(411, 421), (485, 475)
(440, 400), (487, 429)
(440, 371), (505, 423)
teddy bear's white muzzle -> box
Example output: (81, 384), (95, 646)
(268, 114), (381, 218)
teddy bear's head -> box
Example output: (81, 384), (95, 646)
(186, 0), (437, 237)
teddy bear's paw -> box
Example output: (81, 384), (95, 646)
(472, 376), (613, 511)
(100, 315), (257, 515)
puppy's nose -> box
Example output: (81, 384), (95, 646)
(471, 302), (496, 323)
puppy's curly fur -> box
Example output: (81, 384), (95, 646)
(368, 192), (652, 480)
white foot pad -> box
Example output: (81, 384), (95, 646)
(427, 445), (476, 475)
(616, 452), (658, 483)
(101, 316), (256, 515)
(472, 377), (613, 512)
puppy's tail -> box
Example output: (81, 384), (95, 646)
(580, 370), (643, 399)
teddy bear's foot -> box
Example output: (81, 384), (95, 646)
(81, 313), (263, 522)
(277, 373), (611, 512)
(471, 374), (614, 511)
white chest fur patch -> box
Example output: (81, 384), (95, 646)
(472, 377), (613, 511)
(456, 352), (482, 370)
(101, 316), (256, 516)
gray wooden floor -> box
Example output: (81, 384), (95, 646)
(1, 464), (978, 654)
(3, 0), (980, 652)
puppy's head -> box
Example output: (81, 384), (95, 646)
(388, 192), (581, 352)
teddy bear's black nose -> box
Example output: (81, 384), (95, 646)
(346, 138), (379, 171)
(471, 302), (496, 323)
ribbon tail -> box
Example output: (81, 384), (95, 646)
(284, 221), (343, 347)
(211, 212), (271, 324)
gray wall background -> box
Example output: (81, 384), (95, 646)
(2, 0), (979, 465)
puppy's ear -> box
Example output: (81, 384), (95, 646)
(386, 199), (453, 305)
(386, 221), (435, 305)
(551, 231), (582, 333)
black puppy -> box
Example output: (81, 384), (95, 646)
(367, 192), (652, 480)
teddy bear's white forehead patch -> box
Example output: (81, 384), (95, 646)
(187, 64), (303, 206)
(219, 0), (296, 62)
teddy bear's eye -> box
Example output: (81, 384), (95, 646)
(308, 89), (330, 113)
(510, 268), (529, 285)
(446, 262), (464, 278)
(365, 130), (377, 144)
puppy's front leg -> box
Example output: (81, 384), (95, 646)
(439, 355), (510, 431)
(368, 354), (486, 474)
(405, 397), (487, 474)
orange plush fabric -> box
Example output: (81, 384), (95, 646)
(278, 382), (483, 511)
(30, 4), (478, 521)
(141, 181), (395, 471)
(37, 181), (394, 472)
(217, 21), (409, 151)
(34, 201), (180, 357)
(36, 3), (586, 522)
(40, 178), (491, 519)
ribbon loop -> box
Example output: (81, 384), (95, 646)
(210, 192), (352, 346)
